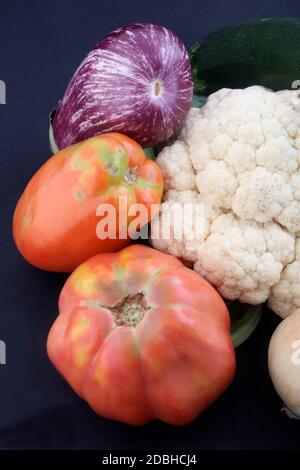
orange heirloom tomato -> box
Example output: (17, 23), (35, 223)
(13, 133), (163, 272)
(47, 245), (236, 426)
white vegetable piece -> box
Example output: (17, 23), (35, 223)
(151, 86), (300, 317)
(268, 309), (300, 419)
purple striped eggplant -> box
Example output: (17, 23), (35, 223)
(50, 23), (193, 150)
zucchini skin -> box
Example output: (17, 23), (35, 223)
(192, 17), (300, 95)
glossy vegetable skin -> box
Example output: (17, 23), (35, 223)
(47, 245), (236, 425)
(191, 17), (300, 95)
(52, 23), (193, 150)
(13, 134), (163, 272)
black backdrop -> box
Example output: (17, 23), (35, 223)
(0, 0), (300, 450)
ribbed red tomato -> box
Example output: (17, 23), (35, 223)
(47, 245), (236, 425)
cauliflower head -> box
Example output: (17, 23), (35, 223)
(151, 86), (300, 318)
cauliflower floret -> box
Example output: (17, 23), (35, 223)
(151, 86), (300, 318)
(269, 240), (300, 318)
(277, 201), (300, 234)
(157, 141), (195, 191)
(232, 167), (293, 223)
(151, 189), (220, 262)
(196, 160), (237, 209)
(194, 214), (294, 304)
(256, 135), (298, 172)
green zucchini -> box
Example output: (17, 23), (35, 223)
(191, 17), (300, 95)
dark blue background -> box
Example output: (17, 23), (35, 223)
(0, 0), (300, 450)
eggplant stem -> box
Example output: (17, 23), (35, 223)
(49, 109), (60, 154)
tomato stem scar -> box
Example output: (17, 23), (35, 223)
(111, 292), (149, 327)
